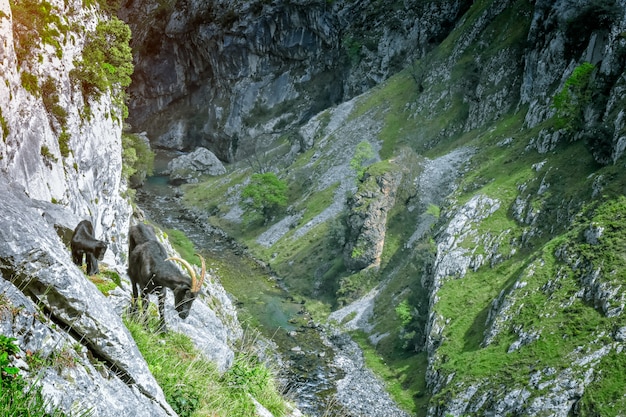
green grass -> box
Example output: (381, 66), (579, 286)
(430, 198), (626, 411)
(165, 228), (201, 267)
(351, 331), (429, 415)
(125, 316), (288, 417)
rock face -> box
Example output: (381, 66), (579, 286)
(0, 178), (175, 416)
(0, 0), (130, 264)
(119, 0), (471, 161)
(344, 169), (401, 271)
(0, 0), (242, 414)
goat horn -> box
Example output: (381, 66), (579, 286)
(194, 253), (207, 293)
(165, 256), (198, 290)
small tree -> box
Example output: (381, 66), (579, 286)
(350, 141), (375, 181)
(241, 172), (288, 223)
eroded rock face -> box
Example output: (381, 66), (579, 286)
(343, 170), (401, 271)
(0, 0), (131, 266)
(120, 0), (470, 161)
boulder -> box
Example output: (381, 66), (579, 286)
(166, 147), (226, 185)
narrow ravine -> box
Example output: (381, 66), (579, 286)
(133, 155), (410, 417)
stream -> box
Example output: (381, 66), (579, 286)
(134, 153), (411, 417)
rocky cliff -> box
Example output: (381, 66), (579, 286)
(119, 0), (471, 161)
(170, 0), (626, 415)
(0, 0), (241, 414)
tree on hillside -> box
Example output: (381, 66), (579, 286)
(350, 141), (375, 182)
(240, 172), (288, 224)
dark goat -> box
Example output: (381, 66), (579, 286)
(71, 220), (107, 275)
(128, 222), (157, 259)
(127, 224), (206, 330)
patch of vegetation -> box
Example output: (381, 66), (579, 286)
(10, 0), (67, 64)
(20, 71), (40, 96)
(552, 62), (596, 132)
(336, 268), (377, 306)
(240, 172), (288, 225)
(1, 333), (90, 416)
(121, 132), (155, 187)
(41, 77), (68, 132)
(165, 228), (201, 267)
(577, 350), (626, 415)
(58, 129), (71, 158)
(349, 141), (375, 181)
(40, 145), (57, 164)
(125, 317), (288, 417)
(0, 108), (9, 141)
(89, 269), (120, 296)
(70, 17), (133, 107)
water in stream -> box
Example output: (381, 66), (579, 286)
(134, 152), (411, 417)
(136, 173), (341, 416)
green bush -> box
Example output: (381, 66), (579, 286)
(71, 17), (133, 100)
(42, 77), (68, 131)
(395, 299), (413, 327)
(20, 71), (40, 96)
(121, 132), (154, 186)
(552, 62), (595, 132)
(10, 0), (67, 64)
(350, 141), (375, 181)
(240, 172), (288, 223)
(0, 108), (9, 141)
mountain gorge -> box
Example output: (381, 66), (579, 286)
(1, 0), (626, 416)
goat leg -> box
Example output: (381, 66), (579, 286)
(157, 289), (168, 333)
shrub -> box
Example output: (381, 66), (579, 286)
(58, 129), (71, 157)
(20, 71), (40, 96)
(121, 132), (154, 187)
(240, 172), (288, 223)
(42, 77), (68, 131)
(10, 0), (67, 64)
(0, 108), (9, 141)
(350, 141), (375, 181)
(552, 62), (595, 132)
(71, 17), (133, 101)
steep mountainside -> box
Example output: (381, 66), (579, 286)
(2, 0), (626, 416)
(0, 0), (242, 415)
(119, 0), (472, 161)
(177, 0), (626, 415)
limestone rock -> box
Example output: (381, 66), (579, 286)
(343, 169), (401, 271)
(166, 147), (227, 185)
(0, 177), (175, 416)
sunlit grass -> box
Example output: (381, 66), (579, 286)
(125, 316), (289, 417)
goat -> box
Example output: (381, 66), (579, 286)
(127, 224), (206, 331)
(71, 220), (107, 275)
(128, 222), (157, 259)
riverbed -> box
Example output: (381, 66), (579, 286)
(134, 153), (410, 417)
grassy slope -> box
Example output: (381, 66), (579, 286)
(181, 0), (626, 415)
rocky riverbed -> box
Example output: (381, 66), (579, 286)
(134, 175), (410, 417)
